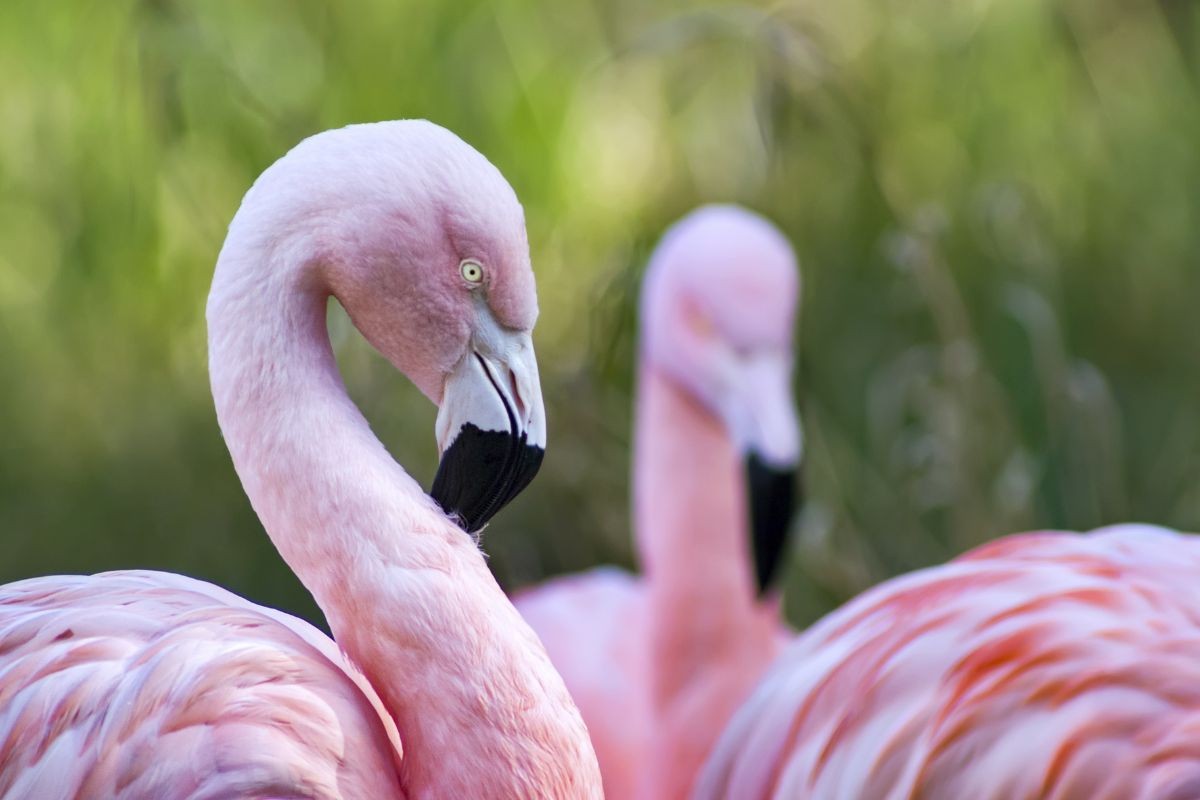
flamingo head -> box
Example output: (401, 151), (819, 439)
(251, 120), (547, 533)
(641, 204), (803, 593)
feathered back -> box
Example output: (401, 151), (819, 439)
(0, 571), (404, 799)
(696, 525), (1200, 800)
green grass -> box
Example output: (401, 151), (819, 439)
(0, 0), (1197, 627)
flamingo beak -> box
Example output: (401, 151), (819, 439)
(745, 455), (800, 594)
(431, 328), (546, 534)
(723, 352), (802, 594)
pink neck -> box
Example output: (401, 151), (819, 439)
(207, 240), (599, 799)
(632, 364), (781, 797)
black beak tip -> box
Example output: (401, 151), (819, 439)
(746, 453), (801, 595)
(431, 423), (545, 534)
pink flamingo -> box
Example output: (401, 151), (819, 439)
(696, 524), (1200, 799)
(0, 121), (603, 799)
(516, 206), (803, 799)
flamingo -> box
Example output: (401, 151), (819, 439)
(515, 205), (803, 799)
(695, 524), (1200, 799)
(0, 121), (604, 799)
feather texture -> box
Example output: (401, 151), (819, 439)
(0, 571), (403, 799)
(696, 525), (1200, 800)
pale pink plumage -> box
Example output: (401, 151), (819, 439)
(0, 121), (602, 799)
(516, 206), (802, 799)
(0, 571), (404, 798)
(696, 524), (1200, 799)
(516, 568), (651, 800)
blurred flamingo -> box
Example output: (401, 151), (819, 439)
(696, 524), (1200, 799)
(516, 205), (803, 799)
(0, 121), (603, 799)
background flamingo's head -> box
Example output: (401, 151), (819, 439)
(640, 204), (803, 591)
(233, 120), (547, 532)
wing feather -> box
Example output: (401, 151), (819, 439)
(0, 571), (405, 799)
(696, 525), (1200, 800)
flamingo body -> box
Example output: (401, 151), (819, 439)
(696, 524), (1200, 800)
(0, 571), (403, 799)
(515, 568), (650, 800)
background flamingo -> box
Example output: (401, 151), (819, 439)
(516, 205), (802, 799)
(695, 524), (1200, 799)
(0, 121), (603, 799)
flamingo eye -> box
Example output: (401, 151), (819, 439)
(682, 298), (715, 339)
(460, 259), (485, 285)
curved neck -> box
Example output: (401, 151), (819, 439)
(632, 363), (781, 797)
(207, 235), (599, 799)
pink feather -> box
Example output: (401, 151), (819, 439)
(0, 571), (404, 799)
(696, 525), (1200, 799)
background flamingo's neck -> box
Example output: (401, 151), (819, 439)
(632, 363), (782, 797)
(207, 239), (599, 799)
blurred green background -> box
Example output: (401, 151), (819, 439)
(1, 0), (1198, 628)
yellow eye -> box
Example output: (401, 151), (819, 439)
(460, 259), (485, 285)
